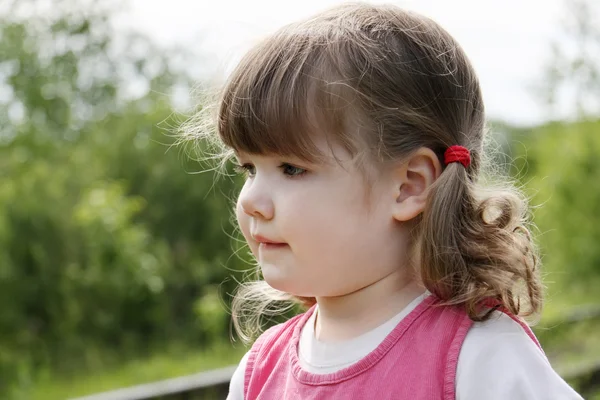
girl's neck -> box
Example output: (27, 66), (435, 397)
(314, 272), (425, 342)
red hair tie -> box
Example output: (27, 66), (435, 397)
(444, 145), (471, 168)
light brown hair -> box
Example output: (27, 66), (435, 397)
(181, 2), (543, 341)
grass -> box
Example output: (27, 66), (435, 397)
(24, 341), (248, 400)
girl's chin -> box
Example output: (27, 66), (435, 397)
(261, 266), (312, 296)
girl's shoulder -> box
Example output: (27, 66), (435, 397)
(459, 310), (545, 367)
(456, 311), (583, 399)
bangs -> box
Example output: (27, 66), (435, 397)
(217, 26), (360, 163)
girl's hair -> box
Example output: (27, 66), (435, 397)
(181, 3), (543, 342)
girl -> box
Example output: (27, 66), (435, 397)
(183, 3), (583, 399)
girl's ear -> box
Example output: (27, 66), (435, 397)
(392, 147), (442, 222)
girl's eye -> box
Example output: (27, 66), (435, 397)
(280, 163), (306, 177)
(231, 161), (306, 178)
(232, 162), (255, 177)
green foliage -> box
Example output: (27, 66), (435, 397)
(0, 0), (246, 396)
(511, 120), (600, 285)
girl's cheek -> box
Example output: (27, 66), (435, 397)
(236, 202), (250, 238)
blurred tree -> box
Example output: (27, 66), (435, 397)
(536, 0), (600, 119)
(0, 0), (245, 396)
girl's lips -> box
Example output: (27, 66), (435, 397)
(253, 234), (286, 245)
(259, 242), (288, 250)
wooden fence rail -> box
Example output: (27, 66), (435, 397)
(70, 366), (236, 400)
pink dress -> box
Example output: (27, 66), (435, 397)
(243, 295), (541, 400)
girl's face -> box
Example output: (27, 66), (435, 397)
(235, 136), (414, 298)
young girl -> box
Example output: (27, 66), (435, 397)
(184, 3), (583, 399)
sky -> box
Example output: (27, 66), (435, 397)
(123, 0), (570, 126)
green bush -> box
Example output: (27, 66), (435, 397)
(511, 120), (600, 286)
(0, 1), (245, 396)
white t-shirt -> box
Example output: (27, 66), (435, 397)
(227, 293), (583, 399)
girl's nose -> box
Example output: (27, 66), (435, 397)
(238, 178), (275, 220)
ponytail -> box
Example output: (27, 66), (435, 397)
(419, 162), (543, 321)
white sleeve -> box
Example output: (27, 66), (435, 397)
(226, 351), (250, 400)
(456, 312), (583, 400)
